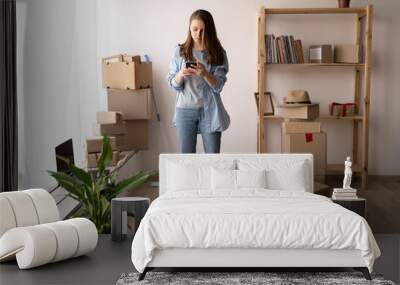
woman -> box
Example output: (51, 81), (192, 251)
(167, 9), (230, 153)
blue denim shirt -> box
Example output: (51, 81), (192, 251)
(166, 45), (231, 132)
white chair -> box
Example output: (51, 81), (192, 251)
(0, 189), (98, 269)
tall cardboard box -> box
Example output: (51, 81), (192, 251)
(276, 104), (319, 120)
(120, 120), (149, 151)
(102, 54), (152, 90)
(282, 131), (327, 175)
(107, 89), (152, 120)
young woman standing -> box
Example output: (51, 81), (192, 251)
(167, 9), (230, 153)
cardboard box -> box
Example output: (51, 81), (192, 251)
(276, 104), (319, 120)
(334, 44), (361, 63)
(87, 151), (120, 168)
(309, 45), (333, 64)
(86, 136), (118, 153)
(93, 122), (127, 136)
(282, 121), (321, 133)
(119, 120), (149, 151)
(102, 54), (152, 90)
(107, 88), (152, 120)
(87, 153), (98, 168)
(96, 111), (123, 124)
(282, 131), (327, 175)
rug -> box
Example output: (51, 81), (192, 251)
(116, 271), (396, 285)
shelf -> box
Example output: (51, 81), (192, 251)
(263, 115), (364, 121)
(265, 63), (365, 69)
(265, 8), (366, 17)
(327, 163), (363, 174)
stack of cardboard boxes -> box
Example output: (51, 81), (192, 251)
(277, 91), (327, 180)
(86, 54), (153, 168)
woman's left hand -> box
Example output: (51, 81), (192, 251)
(189, 57), (207, 77)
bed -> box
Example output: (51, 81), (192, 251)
(131, 153), (380, 280)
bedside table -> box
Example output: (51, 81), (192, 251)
(331, 198), (366, 218)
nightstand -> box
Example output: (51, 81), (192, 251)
(331, 197), (366, 218)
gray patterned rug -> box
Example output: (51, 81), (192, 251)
(116, 271), (396, 285)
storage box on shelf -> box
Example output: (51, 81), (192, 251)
(257, 5), (373, 189)
(275, 104), (319, 120)
(334, 44), (361, 64)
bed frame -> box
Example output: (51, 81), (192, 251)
(140, 248), (370, 280)
(138, 154), (372, 281)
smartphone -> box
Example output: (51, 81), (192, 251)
(185, 61), (197, 69)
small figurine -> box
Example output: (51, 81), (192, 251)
(343, 156), (353, 189)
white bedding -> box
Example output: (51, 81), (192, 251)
(131, 190), (380, 273)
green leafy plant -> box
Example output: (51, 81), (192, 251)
(48, 134), (155, 233)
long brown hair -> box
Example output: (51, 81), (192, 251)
(180, 10), (224, 65)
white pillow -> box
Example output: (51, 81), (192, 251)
(211, 168), (236, 190)
(236, 169), (267, 189)
(237, 159), (309, 191)
(210, 168), (267, 190)
(167, 160), (235, 192)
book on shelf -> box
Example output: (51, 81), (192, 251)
(332, 193), (359, 200)
(265, 34), (305, 64)
(333, 188), (357, 193)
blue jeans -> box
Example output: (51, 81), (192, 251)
(175, 107), (221, 153)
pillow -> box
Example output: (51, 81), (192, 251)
(211, 168), (267, 190)
(237, 159), (309, 191)
(211, 168), (236, 190)
(236, 169), (267, 189)
(167, 159), (235, 192)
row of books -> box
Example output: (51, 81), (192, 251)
(265, 34), (305, 64)
(332, 188), (358, 200)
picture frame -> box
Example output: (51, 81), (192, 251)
(254, 91), (275, 116)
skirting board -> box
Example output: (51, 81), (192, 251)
(148, 248), (366, 268)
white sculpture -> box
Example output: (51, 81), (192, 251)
(343, 156), (353, 189)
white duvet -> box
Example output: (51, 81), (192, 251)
(131, 190), (380, 273)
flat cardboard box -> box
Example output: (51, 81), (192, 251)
(96, 111), (123, 124)
(107, 89), (152, 120)
(120, 120), (149, 151)
(93, 122), (127, 136)
(309, 45), (333, 64)
(86, 136), (118, 153)
(282, 131), (327, 175)
(87, 151), (120, 168)
(102, 54), (152, 90)
(282, 121), (321, 133)
(334, 44), (361, 63)
(276, 104), (319, 120)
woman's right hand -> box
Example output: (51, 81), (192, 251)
(179, 67), (196, 78)
(175, 67), (195, 86)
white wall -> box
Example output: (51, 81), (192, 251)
(17, 0), (400, 189)
(96, 0), (400, 175)
(17, 0), (100, 189)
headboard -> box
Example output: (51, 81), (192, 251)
(159, 153), (314, 195)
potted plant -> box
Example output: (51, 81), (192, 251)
(48, 134), (155, 233)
